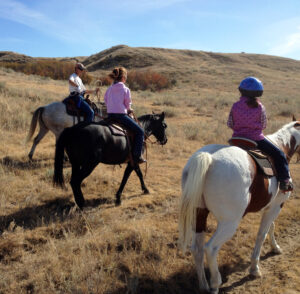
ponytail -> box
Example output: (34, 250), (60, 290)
(246, 97), (259, 108)
(108, 67), (127, 82)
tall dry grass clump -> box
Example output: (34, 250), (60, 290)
(0, 60), (93, 84)
(96, 70), (175, 92)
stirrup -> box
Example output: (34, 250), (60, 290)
(279, 180), (293, 192)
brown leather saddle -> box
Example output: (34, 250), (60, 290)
(62, 95), (98, 122)
(228, 137), (276, 177)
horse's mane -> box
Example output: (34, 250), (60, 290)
(267, 121), (297, 146)
(138, 114), (154, 131)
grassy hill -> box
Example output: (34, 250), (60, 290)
(2, 44), (300, 99)
(0, 46), (299, 293)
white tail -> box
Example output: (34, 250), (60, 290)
(179, 152), (213, 252)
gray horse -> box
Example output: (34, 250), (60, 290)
(26, 101), (103, 160)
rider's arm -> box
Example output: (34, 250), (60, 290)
(227, 108), (234, 129)
(69, 79), (78, 88)
(261, 105), (267, 130)
(124, 88), (132, 111)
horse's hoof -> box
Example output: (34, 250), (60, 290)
(28, 154), (33, 161)
(143, 189), (150, 195)
(75, 201), (85, 210)
(115, 199), (121, 206)
(272, 246), (282, 254)
(210, 288), (219, 294)
(249, 267), (262, 278)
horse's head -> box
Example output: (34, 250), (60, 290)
(291, 116), (300, 160)
(145, 112), (168, 145)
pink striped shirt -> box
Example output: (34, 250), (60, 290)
(227, 96), (267, 141)
(104, 82), (132, 114)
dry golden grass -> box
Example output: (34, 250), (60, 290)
(0, 48), (299, 294)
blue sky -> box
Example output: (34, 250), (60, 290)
(0, 0), (300, 60)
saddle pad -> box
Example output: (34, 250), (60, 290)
(62, 97), (85, 117)
(108, 124), (126, 136)
(248, 150), (275, 177)
(229, 137), (275, 177)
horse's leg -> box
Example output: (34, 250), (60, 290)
(134, 165), (149, 194)
(28, 127), (49, 160)
(115, 163), (134, 206)
(250, 204), (282, 277)
(205, 220), (240, 293)
(268, 222), (282, 254)
(70, 161), (98, 209)
(191, 208), (210, 292)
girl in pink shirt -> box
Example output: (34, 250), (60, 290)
(104, 67), (145, 165)
(227, 77), (292, 192)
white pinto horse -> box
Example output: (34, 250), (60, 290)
(179, 119), (300, 294)
(26, 101), (103, 160)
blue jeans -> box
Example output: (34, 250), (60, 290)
(256, 138), (290, 181)
(108, 113), (144, 158)
(75, 94), (94, 122)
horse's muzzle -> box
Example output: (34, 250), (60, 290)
(160, 138), (168, 145)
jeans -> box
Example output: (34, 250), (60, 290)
(75, 94), (94, 123)
(255, 138), (290, 181)
(108, 113), (144, 158)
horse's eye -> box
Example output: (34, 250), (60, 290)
(162, 123), (167, 128)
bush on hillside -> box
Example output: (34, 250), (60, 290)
(97, 70), (175, 91)
(0, 60), (93, 84)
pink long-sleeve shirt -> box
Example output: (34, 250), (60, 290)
(104, 82), (132, 114)
(227, 96), (267, 141)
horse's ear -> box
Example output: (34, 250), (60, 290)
(161, 111), (165, 119)
(292, 114), (297, 121)
(152, 111), (155, 115)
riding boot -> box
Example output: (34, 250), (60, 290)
(137, 155), (147, 164)
(133, 155), (147, 165)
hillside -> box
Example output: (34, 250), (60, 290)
(2, 45), (300, 98)
(83, 44), (300, 74)
(0, 51), (86, 63)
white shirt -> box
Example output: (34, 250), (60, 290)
(69, 73), (86, 94)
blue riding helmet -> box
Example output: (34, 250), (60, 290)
(239, 76), (264, 97)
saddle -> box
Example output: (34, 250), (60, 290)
(228, 137), (276, 177)
(98, 116), (146, 166)
(62, 94), (99, 122)
(98, 117), (128, 136)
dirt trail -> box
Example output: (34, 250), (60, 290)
(220, 212), (300, 293)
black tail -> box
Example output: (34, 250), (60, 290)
(53, 128), (68, 188)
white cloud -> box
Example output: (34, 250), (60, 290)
(266, 18), (300, 59)
(0, 1), (73, 41)
(269, 26), (300, 57)
(0, 0), (110, 44)
(97, 0), (190, 12)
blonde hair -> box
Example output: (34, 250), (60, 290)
(108, 67), (127, 82)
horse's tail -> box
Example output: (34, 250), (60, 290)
(179, 152), (213, 252)
(26, 107), (44, 143)
(53, 128), (68, 188)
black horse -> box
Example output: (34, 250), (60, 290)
(53, 112), (167, 208)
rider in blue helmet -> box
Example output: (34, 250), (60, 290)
(227, 76), (293, 192)
(239, 76), (264, 98)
